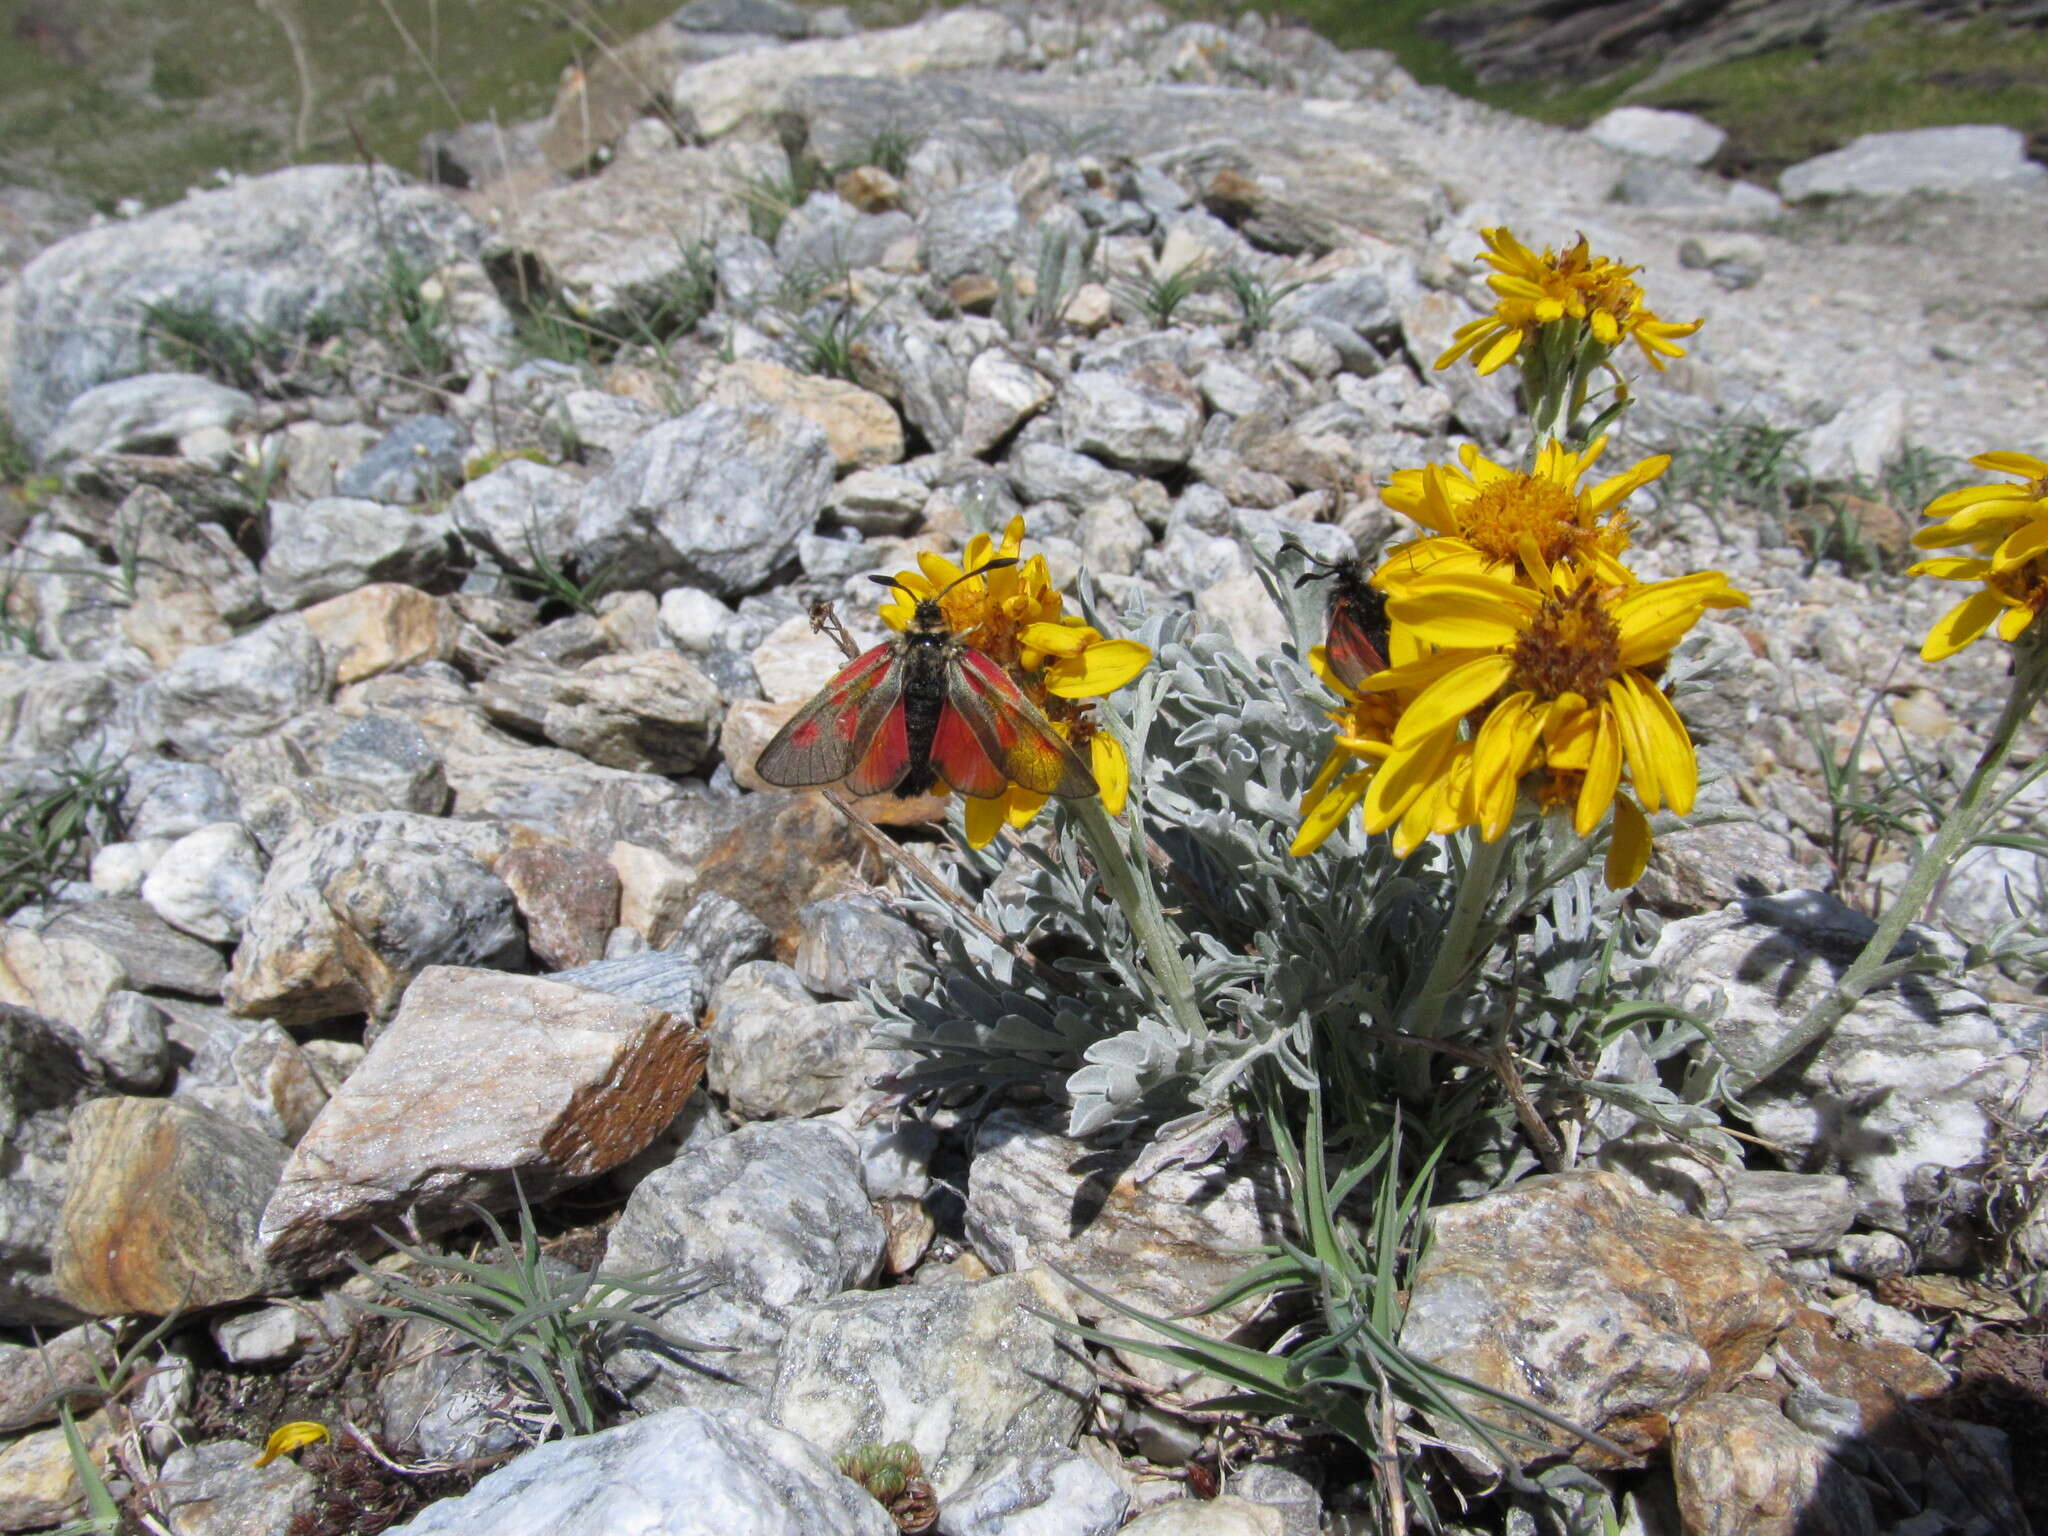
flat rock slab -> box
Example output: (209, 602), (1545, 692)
(53, 1097), (288, 1316)
(35, 899), (227, 998)
(259, 965), (707, 1275)
(390, 1407), (895, 1534)
(768, 1270), (1094, 1499)
(964, 1107), (1288, 1387)
(1397, 1169), (1795, 1469)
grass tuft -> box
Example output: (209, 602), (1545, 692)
(0, 759), (126, 916)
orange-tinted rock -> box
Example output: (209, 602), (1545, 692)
(54, 1098), (288, 1316)
(1671, 1393), (1871, 1536)
(300, 584), (455, 685)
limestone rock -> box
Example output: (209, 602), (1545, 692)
(225, 813), (524, 1027)
(158, 1438), (317, 1536)
(1396, 1170), (1795, 1467)
(1121, 1498), (1287, 1535)
(258, 497), (456, 612)
(45, 370), (252, 465)
(300, 583), (457, 685)
(605, 1118), (883, 1413)
(574, 400), (834, 597)
(958, 350), (1056, 458)
(768, 1270), (1094, 1499)
(1588, 106), (1726, 165)
(669, 9), (1020, 139)
(447, 458), (587, 574)
(942, 1451), (1130, 1536)
(708, 360), (904, 469)
(1643, 892), (2046, 1235)
(706, 959), (873, 1120)
(335, 414), (468, 505)
(1781, 125), (2048, 200)
(141, 822), (264, 944)
(53, 1097), (288, 1316)
(1061, 369), (1203, 473)
(146, 616), (331, 762)
(792, 894), (928, 999)
(1670, 1394), (1871, 1536)
(964, 1107), (1287, 1387)
(389, 1407), (895, 1535)
(258, 965), (707, 1274)
(0, 926), (126, 1036)
(7, 165), (480, 456)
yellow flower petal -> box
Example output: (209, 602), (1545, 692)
(1291, 770), (1370, 856)
(1605, 796), (1652, 890)
(1922, 588), (2008, 661)
(963, 793), (1010, 849)
(254, 1422), (329, 1467)
(1392, 653), (1515, 747)
(1043, 639), (1152, 698)
(1091, 733), (1130, 816)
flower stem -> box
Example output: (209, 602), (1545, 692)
(1396, 828), (1513, 1100)
(1733, 625), (2048, 1089)
(1072, 794), (1207, 1041)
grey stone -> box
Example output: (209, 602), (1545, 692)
(549, 948), (710, 1018)
(658, 586), (734, 652)
(145, 616), (331, 762)
(793, 895), (929, 999)
(225, 812), (526, 1027)
(965, 1107), (1286, 1389)
(1274, 268), (1397, 342)
(0, 658), (140, 766)
(210, 1303), (308, 1365)
(335, 414), (468, 505)
(1396, 289), (1514, 442)
(850, 313), (985, 452)
(1588, 106), (1727, 165)
(1802, 389), (1907, 484)
(1061, 370), (1203, 473)
(560, 389), (662, 460)
(157, 1437), (316, 1536)
(922, 179), (1022, 283)
(88, 839), (169, 897)
(0, 1323), (121, 1434)
(419, 118), (548, 191)
(664, 891), (773, 990)
(605, 1118), (884, 1413)
(775, 196), (914, 276)
(942, 1450), (1129, 1536)
(1225, 1462), (1321, 1536)
(707, 959), (875, 1120)
(0, 1003), (108, 1325)
(122, 760), (238, 841)
(574, 402), (834, 597)
(172, 1015), (327, 1145)
(389, 1407), (895, 1535)
(1121, 1499), (1288, 1535)
(9, 165), (481, 457)
(259, 965), (706, 1275)
(825, 469), (925, 534)
(958, 350), (1056, 458)
(220, 708), (450, 846)
(258, 497), (456, 611)
(675, 0), (812, 36)
(36, 901), (226, 998)
(1645, 892), (2048, 1235)
(78, 991), (171, 1092)
(141, 823), (264, 945)
(768, 1271), (1094, 1498)
(114, 486), (265, 629)
(41, 373), (255, 465)
(375, 1317), (530, 1462)
(534, 650), (724, 775)
(1781, 125), (2048, 200)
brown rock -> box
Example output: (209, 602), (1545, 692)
(692, 793), (874, 958)
(0, 1325), (118, 1434)
(836, 165), (907, 213)
(121, 589), (231, 667)
(1397, 1170), (1797, 1468)
(1671, 1394), (1871, 1536)
(300, 585), (455, 686)
(1769, 1309), (1949, 1431)
(54, 1098), (288, 1316)
(498, 843), (619, 970)
(259, 966), (708, 1274)
(708, 360), (905, 469)
(947, 274), (1000, 315)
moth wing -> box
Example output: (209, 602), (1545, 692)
(754, 642), (904, 789)
(845, 687), (914, 796)
(1325, 607), (1388, 691)
(941, 648), (1098, 800)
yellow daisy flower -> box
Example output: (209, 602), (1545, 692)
(1378, 435), (1659, 590)
(877, 516), (1151, 846)
(1358, 563), (1748, 888)
(1907, 449), (2048, 661)
(1434, 227), (1702, 377)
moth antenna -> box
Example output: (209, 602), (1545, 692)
(1280, 538), (1342, 587)
(939, 556), (1018, 598)
(868, 573), (917, 597)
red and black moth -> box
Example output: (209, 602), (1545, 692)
(1286, 542), (1390, 692)
(754, 560), (1098, 802)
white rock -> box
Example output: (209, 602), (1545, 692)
(958, 350), (1056, 458)
(1589, 106), (1727, 165)
(660, 586), (736, 654)
(1121, 1496), (1288, 1535)
(749, 613), (850, 704)
(141, 822), (264, 944)
(89, 838), (172, 898)
(1780, 125), (2048, 200)
(1801, 388), (1906, 483)
(390, 1407), (895, 1535)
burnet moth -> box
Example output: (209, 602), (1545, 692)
(1285, 542), (1390, 692)
(754, 559), (1098, 802)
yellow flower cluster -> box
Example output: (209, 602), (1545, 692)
(1296, 446), (1747, 887)
(1908, 450), (2048, 661)
(879, 516), (1151, 847)
(1434, 227), (1703, 378)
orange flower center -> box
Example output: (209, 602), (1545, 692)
(1511, 584), (1622, 701)
(1462, 475), (1585, 566)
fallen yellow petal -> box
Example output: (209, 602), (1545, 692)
(253, 1422), (328, 1467)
